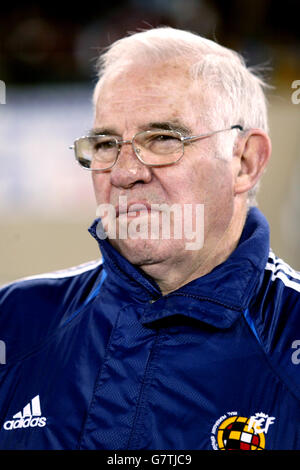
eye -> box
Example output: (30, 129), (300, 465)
(144, 132), (181, 147)
(144, 131), (182, 154)
(152, 133), (179, 142)
(92, 137), (117, 152)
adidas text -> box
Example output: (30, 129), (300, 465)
(3, 416), (46, 430)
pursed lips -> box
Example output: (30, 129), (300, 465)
(115, 201), (159, 217)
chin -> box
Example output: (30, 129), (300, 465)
(110, 237), (184, 266)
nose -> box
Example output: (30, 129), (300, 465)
(110, 141), (152, 189)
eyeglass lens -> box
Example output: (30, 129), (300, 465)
(75, 131), (184, 169)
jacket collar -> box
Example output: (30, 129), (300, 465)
(88, 207), (270, 328)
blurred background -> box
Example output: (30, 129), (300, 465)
(0, 0), (299, 285)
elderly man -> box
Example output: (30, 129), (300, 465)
(0, 27), (299, 451)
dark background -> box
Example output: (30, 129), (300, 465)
(1, 0), (299, 87)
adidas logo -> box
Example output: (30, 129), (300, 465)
(3, 395), (47, 430)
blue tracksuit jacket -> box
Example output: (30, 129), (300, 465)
(0, 207), (299, 450)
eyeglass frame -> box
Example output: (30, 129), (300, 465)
(69, 124), (244, 171)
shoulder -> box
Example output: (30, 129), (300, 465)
(250, 250), (300, 397)
(256, 249), (300, 333)
(0, 258), (103, 310)
(261, 250), (300, 323)
(249, 250), (300, 334)
(0, 259), (103, 364)
(264, 250), (300, 296)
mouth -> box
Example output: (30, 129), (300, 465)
(116, 201), (155, 217)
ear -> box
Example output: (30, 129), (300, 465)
(233, 129), (272, 196)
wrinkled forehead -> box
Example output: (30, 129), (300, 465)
(98, 59), (190, 91)
(93, 61), (212, 131)
(97, 63), (191, 103)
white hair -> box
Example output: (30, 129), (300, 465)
(93, 27), (271, 205)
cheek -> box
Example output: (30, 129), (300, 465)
(92, 173), (111, 205)
(162, 159), (234, 206)
(201, 162), (235, 235)
(177, 158), (235, 228)
(204, 164), (234, 204)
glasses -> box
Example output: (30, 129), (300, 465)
(69, 124), (243, 171)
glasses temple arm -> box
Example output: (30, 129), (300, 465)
(184, 124), (244, 143)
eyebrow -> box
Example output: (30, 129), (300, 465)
(88, 120), (192, 137)
(146, 121), (192, 135)
(88, 127), (118, 137)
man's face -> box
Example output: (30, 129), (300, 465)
(92, 62), (236, 268)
